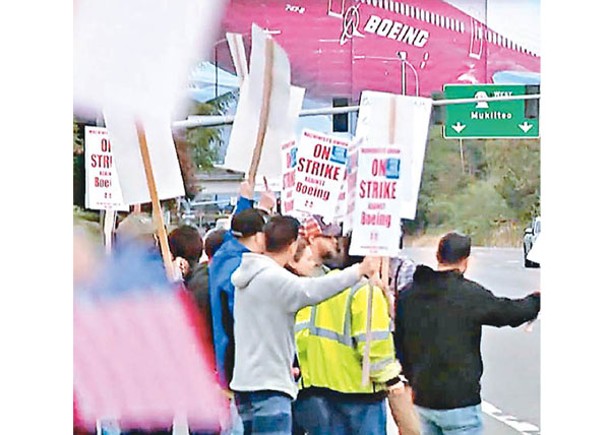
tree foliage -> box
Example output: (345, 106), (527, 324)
(74, 119), (86, 207)
(406, 126), (540, 246)
(174, 92), (237, 198)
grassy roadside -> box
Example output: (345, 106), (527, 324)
(404, 225), (523, 248)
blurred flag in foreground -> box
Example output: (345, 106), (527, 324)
(74, 243), (227, 432)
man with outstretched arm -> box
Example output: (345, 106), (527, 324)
(394, 232), (540, 435)
(230, 215), (381, 435)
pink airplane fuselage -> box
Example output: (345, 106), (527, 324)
(218, 0), (540, 100)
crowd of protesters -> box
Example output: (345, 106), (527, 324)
(74, 180), (540, 435)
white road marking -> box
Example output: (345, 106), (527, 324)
(387, 400), (540, 434)
(482, 400), (540, 434)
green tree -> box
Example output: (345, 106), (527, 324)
(448, 179), (516, 245)
(73, 119), (86, 207)
(406, 126), (473, 232)
(484, 138), (541, 222)
(174, 92), (237, 198)
(403, 126), (540, 246)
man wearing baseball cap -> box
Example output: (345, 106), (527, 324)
(298, 215), (342, 277)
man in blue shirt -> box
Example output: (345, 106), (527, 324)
(208, 182), (275, 434)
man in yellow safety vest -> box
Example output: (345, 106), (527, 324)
(289, 234), (418, 435)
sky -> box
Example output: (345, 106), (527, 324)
(445, 0), (541, 54)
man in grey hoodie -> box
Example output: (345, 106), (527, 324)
(230, 215), (380, 435)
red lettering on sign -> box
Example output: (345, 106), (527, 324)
(313, 143), (331, 160)
(295, 181), (330, 201)
(91, 154), (113, 169)
(101, 138), (112, 153)
(360, 211), (392, 228)
(371, 159), (387, 176)
(297, 157), (340, 180)
(95, 177), (112, 188)
(359, 180), (397, 199)
(283, 171), (295, 189)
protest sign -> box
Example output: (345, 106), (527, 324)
(84, 126), (128, 211)
(280, 139), (298, 216)
(355, 91), (432, 219)
(340, 138), (362, 235)
(103, 110), (186, 205)
(223, 24), (305, 185)
(292, 129), (349, 219)
(349, 146), (403, 256)
(334, 174), (348, 221)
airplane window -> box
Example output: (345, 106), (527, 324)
(460, 22), (465, 33)
(440, 15), (445, 27)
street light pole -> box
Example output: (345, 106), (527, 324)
(401, 61), (405, 95)
(397, 51), (407, 96)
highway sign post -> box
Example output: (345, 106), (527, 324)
(443, 84), (539, 139)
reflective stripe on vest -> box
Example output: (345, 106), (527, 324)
(353, 330), (391, 344)
(305, 284), (364, 346)
(369, 356), (394, 373)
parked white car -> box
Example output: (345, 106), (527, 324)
(523, 216), (541, 268)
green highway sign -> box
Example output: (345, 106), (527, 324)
(442, 84), (539, 139)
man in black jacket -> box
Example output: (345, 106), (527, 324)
(394, 232), (540, 435)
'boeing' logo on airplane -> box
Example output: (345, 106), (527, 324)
(340, 5), (365, 45)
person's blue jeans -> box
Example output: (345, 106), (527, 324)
(234, 391), (292, 435)
(414, 404), (483, 435)
(293, 393), (386, 435)
(221, 396), (244, 435)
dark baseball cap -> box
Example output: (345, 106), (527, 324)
(231, 208), (266, 238)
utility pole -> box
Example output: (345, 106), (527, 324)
(459, 139), (466, 174)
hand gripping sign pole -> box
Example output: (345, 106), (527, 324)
(247, 36), (274, 185)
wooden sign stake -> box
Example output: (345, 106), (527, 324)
(248, 37), (274, 186)
(103, 209), (116, 256)
(362, 96), (398, 386)
(136, 121), (176, 281)
(362, 257), (385, 386)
